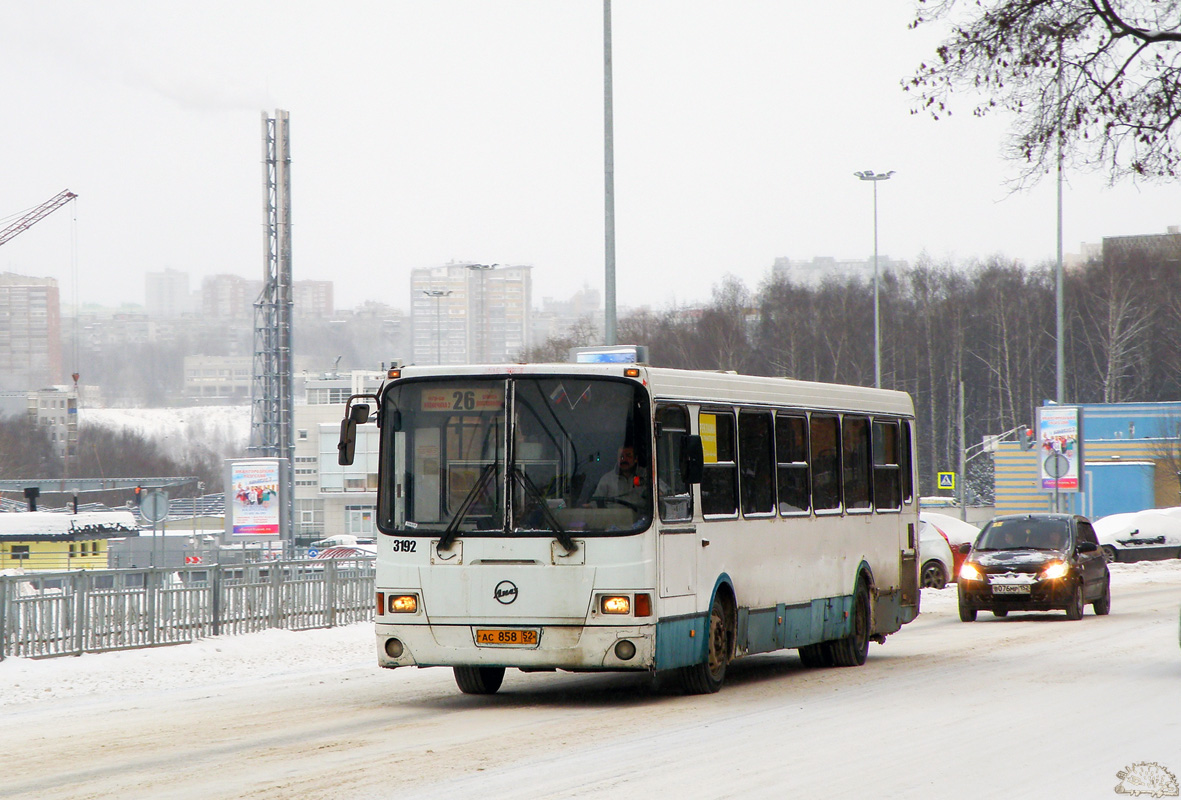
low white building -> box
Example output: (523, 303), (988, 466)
(292, 370), (383, 545)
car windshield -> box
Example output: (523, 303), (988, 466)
(975, 518), (1070, 551)
(378, 375), (652, 537)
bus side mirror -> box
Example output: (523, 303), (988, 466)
(338, 417), (357, 465)
(338, 403), (369, 466)
(683, 435), (704, 484)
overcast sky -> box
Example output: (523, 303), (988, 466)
(2, 1), (1177, 316)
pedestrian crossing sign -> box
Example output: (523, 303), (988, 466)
(937, 472), (955, 490)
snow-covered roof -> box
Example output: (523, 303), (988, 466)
(0, 511), (140, 540)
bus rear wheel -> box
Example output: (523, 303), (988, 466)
(454, 666), (505, 695)
(680, 594), (732, 694)
(830, 580), (871, 667)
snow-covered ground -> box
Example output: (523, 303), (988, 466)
(2, 561), (1178, 800)
(1, 560), (1176, 707)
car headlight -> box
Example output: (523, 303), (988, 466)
(959, 562), (985, 582)
(1039, 561), (1070, 581)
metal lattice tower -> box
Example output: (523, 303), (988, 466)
(250, 110), (294, 545)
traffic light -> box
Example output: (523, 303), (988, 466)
(1019, 426), (1037, 450)
(134, 486), (143, 506)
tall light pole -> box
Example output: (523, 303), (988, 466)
(423, 289), (452, 365)
(854, 169), (895, 389)
(603, 0), (617, 346)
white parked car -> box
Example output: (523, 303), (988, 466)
(918, 511), (981, 589)
(920, 511), (981, 548)
(918, 518), (955, 590)
(1093, 507), (1181, 563)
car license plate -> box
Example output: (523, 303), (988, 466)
(475, 628), (539, 647)
(992, 584), (1030, 595)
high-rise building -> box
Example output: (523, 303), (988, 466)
(293, 280), (334, 318)
(202, 274), (262, 320)
(145, 268), (196, 317)
(0, 273), (61, 390)
(410, 263), (532, 365)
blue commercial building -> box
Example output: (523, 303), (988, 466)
(994, 401), (1181, 520)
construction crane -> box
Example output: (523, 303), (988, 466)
(0, 190), (77, 247)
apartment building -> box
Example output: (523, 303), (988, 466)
(0, 273), (61, 391)
(410, 263), (532, 365)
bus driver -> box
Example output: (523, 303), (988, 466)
(593, 445), (649, 507)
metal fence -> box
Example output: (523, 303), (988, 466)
(0, 558), (375, 660)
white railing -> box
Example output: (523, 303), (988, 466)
(0, 558), (375, 660)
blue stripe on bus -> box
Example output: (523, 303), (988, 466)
(653, 612), (708, 669)
(655, 593), (862, 669)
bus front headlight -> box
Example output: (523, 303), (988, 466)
(601, 595), (630, 614)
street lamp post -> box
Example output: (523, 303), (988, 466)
(422, 289), (452, 365)
(854, 169), (895, 389)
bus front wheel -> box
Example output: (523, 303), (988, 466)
(454, 666), (505, 695)
(680, 594), (733, 694)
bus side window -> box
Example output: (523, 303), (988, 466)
(739, 410), (775, 517)
(699, 410), (738, 517)
(843, 416), (872, 511)
(810, 414), (841, 513)
(776, 413), (810, 515)
(872, 419), (901, 512)
(656, 405), (693, 522)
(900, 420), (915, 505)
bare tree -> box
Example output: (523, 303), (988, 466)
(0, 417), (60, 480)
(908, 2), (1181, 182)
(520, 316), (601, 363)
(1077, 261), (1152, 402)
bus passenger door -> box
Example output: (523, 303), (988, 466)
(656, 404), (698, 603)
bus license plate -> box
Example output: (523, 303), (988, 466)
(992, 584), (1030, 595)
(476, 628), (539, 647)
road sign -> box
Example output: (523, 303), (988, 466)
(141, 490), (170, 523)
(937, 472), (956, 490)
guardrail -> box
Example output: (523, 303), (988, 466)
(0, 558), (375, 660)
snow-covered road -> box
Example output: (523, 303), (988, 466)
(2, 562), (1179, 799)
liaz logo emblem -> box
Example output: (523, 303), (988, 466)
(494, 580), (519, 605)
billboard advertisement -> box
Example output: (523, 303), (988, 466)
(1036, 406), (1082, 493)
(227, 458), (281, 535)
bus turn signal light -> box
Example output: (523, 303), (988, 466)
(634, 593), (651, 617)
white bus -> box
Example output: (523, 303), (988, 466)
(338, 355), (919, 694)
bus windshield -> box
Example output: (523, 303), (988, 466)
(378, 375), (652, 537)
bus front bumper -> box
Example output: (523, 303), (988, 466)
(376, 621), (656, 671)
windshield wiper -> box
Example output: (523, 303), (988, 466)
(438, 463), (498, 552)
(512, 466), (578, 555)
